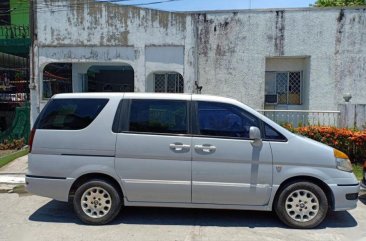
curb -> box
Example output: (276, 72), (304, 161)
(0, 173), (25, 184)
(0, 174), (26, 194)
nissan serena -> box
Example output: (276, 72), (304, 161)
(26, 93), (360, 228)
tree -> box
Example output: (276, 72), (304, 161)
(314, 0), (366, 7)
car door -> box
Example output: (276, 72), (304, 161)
(115, 96), (192, 203)
(191, 100), (273, 206)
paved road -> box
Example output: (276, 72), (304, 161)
(1, 193), (366, 241)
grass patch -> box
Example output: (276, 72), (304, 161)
(0, 148), (28, 169)
(353, 163), (364, 181)
(0, 150), (15, 157)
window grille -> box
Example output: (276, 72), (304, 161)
(271, 71), (302, 105)
(154, 74), (166, 93)
(154, 73), (184, 93)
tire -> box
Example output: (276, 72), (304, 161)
(73, 179), (122, 225)
(274, 181), (328, 229)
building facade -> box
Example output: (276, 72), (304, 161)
(31, 1), (366, 125)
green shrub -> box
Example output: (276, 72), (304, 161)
(283, 125), (366, 163)
(0, 138), (25, 150)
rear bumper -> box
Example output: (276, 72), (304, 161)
(329, 183), (360, 211)
(25, 175), (75, 202)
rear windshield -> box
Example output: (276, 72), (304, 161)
(37, 98), (109, 130)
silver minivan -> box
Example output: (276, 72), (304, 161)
(26, 93), (359, 228)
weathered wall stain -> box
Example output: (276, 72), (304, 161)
(335, 9), (345, 55)
(38, 0), (188, 46)
(197, 14), (212, 57)
(274, 10), (285, 56)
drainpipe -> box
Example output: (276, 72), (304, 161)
(194, 14), (202, 94)
(29, 0), (38, 126)
(29, 0), (36, 89)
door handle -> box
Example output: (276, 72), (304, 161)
(194, 144), (216, 153)
(170, 143), (191, 151)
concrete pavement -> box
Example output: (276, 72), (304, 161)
(1, 193), (366, 241)
(1, 155), (366, 241)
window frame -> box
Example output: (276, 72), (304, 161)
(116, 99), (191, 136)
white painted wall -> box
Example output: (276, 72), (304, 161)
(197, 8), (366, 110)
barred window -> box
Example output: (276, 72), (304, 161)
(272, 71), (302, 105)
(154, 73), (184, 93)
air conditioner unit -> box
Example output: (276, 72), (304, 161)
(265, 94), (278, 104)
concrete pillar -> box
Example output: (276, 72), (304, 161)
(29, 45), (40, 127)
(133, 47), (145, 92)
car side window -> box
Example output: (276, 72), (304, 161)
(37, 99), (109, 130)
(128, 99), (188, 135)
(196, 101), (260, 138)
(264, 123), (287, 141)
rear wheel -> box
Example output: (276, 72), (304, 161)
(73, 179), (122, 225)
(275, 181), (328, 229)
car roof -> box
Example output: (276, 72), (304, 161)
(52, 93), (241, 105)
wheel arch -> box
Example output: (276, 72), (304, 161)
(68, 173), (124, 201)
(272, 176), (334, 210)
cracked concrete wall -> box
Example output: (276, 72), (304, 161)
(196, 8), (366, 110)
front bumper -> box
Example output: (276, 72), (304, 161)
(329, 183), (360, 211)
(25, 175), (75, 202)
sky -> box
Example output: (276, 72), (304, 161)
(117, 0), (317, 11)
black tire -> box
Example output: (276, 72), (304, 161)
(73, 179), (122, 225)
(274, 181), (328, 229)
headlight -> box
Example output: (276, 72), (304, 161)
(334, 149), (353, 172)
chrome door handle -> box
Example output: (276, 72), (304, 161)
(170, 143), (191, 151)
(194, 144), (216, 153)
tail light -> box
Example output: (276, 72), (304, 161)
(363, 161), (366, 170)
(29, 128), (36, 153)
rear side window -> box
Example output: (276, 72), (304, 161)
(128, 100), (188, 134)
(37, 99), (109, 130)
(197, 101), (260, 138)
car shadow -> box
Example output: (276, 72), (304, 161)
(28, 200), (358, 229)
(359, 192), (366, 205)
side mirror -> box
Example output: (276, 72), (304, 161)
(249, 126), (262, 146)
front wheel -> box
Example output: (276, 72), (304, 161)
(274, 181), (328, 229)
(73, 179), (122, 225)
